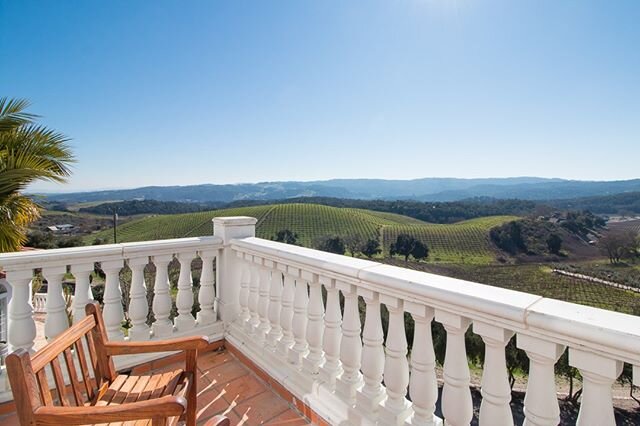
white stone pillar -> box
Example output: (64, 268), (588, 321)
(197, 249), (218, 326)
(6, 269), (36, 353)
(303, 272), (324, 375)
(288, 268), (308, 366)
(70, 263), (94, 323)
(517, 335), (564, 426)
(276, 265), (296, 357)
(436, 309), (472, 426)
(213, 216), (257, 325)
(128, 256), (150, 341)
(247, 261), (260, 334)
(101, 259), (125, 340)
(151, 254), (173, 338)
(335, 281), (363, 404)
(474, 322), (514, 426)
(570, 349), (622, 426)
(256, 259), (271, 345)
(266, 262), (283, 351)
(356, 289), (386, 420)
(175, 251), (196, 331)
(379, 296), (411, 425)
(319, 277), (342, 388)
(237, 253), (251, 326)
(42, 265), (69, 341)
(406, 302), (439, 426)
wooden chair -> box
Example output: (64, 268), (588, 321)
(6, 302), (229, 426)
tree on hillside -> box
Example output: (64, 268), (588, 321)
(390, 234), (429, 262)
(490, 221), (527, 254)
(599, 231), (636, 264)
(315, 236), (345, 255)
(344, 234), (363, 257)
(546, 233), (563, 255)
(273, 229), (298, 245)
(0, 98), (74, 252)
(361, 238), (381, 259)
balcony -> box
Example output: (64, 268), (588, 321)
(0, 216), (638, 425)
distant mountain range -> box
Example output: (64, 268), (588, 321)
(39, 177), (640, 204)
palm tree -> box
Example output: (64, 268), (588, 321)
(0, 98), (75, 252)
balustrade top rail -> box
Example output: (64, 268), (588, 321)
(232, 237), (640, 365)
(0, 236), (224, 271)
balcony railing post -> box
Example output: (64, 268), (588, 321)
(70, 263), (95, 323)
(517, 335), (564, 426)
(319, 276), (342, 388)
(335, 281), (363, 404)
(197, 249), (218, 326)
(101, 259), (125, 340)
(128, 256), (150, 341)
(175, 251), (196, 331)
(213, 216), (257, 325)
(151, 254), (173, 338)
(41, 265), (70, 341)
(5, 269), (36, 353)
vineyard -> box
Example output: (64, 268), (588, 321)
(83, 203), (513, 264)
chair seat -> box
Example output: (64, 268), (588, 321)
(85, 368), (193, 426)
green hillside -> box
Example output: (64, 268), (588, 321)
(85, 203), (516, 264)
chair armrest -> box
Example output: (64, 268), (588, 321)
(34, 395), (187, 425)
(104, 336), (209, 355)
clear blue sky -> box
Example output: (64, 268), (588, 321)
(1, 1), (638, 192)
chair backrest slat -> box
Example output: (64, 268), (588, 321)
(50, 357), (70, 406)
(62, 347), (84, 406)
(36, 369), (53, 406)
(74, 338), (96, 400)
(31, 315), (96, 373)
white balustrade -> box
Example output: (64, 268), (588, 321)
(151, 254), (173, 338)
(355, 289), (386, 419)
(237, 253), (251, 326)
(474, 322), (515, 426)
(380, 295), (412, 425)
(406, 302), (439, 426)
(436, 309), (473, 426)
(70, 263), (94, 323)
(303, 272), (324, 374)
(101, 259), (125, 340)
(257, 258), (271, 344)
(197, 250), (217, 326)
(175, 251), (196, 331)
(276, 266), (296, 357)
(570, 349), (622, 426)
(288, 267), (308, 366)
(41, 265), (69, 340)
(335, 281), (362, 403)
(247, 261), (260, 334)
(319, 276), (342, 387)
(517, 335), (564, 426)
(32, 293), (47, 314)
(5, 269), (36, 353)
(128, 257), (150, 340)
(266, 263), (283, 351)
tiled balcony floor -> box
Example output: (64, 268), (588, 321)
(0, 347), (312, 426)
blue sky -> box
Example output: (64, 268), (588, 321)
(1, 1), (638, 192)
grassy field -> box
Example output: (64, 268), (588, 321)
(84, 203), (514, 264)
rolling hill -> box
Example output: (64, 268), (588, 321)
(85, 203), (516, 264)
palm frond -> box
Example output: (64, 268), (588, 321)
(0, 194), (41, 252)
(0, 98), (37, 132)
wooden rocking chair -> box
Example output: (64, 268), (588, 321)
(6, 302), (229, 426)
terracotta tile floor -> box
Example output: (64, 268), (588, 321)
(0, 348), (312, 426)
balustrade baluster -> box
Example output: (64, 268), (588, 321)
(517, 335), (564, 426)
(102, 259), (125, 340)
(406, 302), (439, 426)
(436, 309), (472, 426)
(257, 259), (272, 344)
(197, 250), (217, 325)
(175, 252), (196, 331)
(266, 262), (283, 351)
(288, 268), (308, 366)
(277, 266), (296, 357)
(474, 322), (515, 426)
(70, 263), (94, 323)
(379, 296), (411, 425)
(6, 269), (36, 353)
(151, 254), (173, 338)
(320, 277), (342, 388)
(247, 261), (260, 334)
(128, 257), (150, 340)
(570, 349), (622, 426)
(303, 272), (324, 374)
(42, 266), (70, 341)
(237, 253), (251, 326)
(335, 282), (362, 404)
(355, 289), (385, 419)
